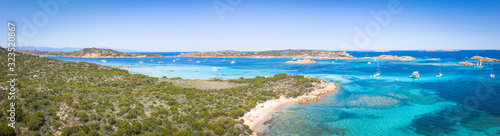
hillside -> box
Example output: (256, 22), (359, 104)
(18, 48), (163, 58)
(177, 49), (355, 59)
(0, 47), (327, 136)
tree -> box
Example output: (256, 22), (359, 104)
(27, 112), (44, 131)
(214, 126), (224, 135)
(0, 123), (16, 136)
(174, 129), (190, 136)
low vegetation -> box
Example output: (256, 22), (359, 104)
(0, 47), (322, 136)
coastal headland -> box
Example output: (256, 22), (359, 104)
(19, 47), (164, 58)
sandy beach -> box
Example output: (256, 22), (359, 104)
(241, 81), (338, 134)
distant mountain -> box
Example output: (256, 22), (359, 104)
(16, 46), (82, 52)
(18, 47), (163, 58)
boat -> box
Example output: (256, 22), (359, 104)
(409, 71), (420, 78)
(139, 61), (144, 64)
(476, 59), (484, 68)
(342, 75), (348, 78)
(172, 60), (176, 62)
(158, 61), (163, 63)
(367, 62), (371, 64)
(332, 61), (335, 64)
(437, 60), (443, 77)
(491, 64), (495, 78)
(101, 60), (107, 63)
(211, 67), (220, 71)
(168, 69), (174, 73)
(150, 60), (154, 62)
(230, 58), (236, 64)
(373, 61), (381, 77)
(196, 61), (201, 63)
(188, 59), (192, 61)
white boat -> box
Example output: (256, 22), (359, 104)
(150, 60), (154, 62)
(410, 71), (420, 78)
(172, 60), (176, 62)
(188, 59), (192, 61)
(211, 67), (220, 71)
(158, 61), (163, 63)
(476, 59), (483, 68)
(139, 61), (144, 64)
(196, 61), (201, 63)
(168, 69), (174, 73)
(231, 61), (236, 64)
(367, 62), (371, 64)
(437, 60), (443, 77)
(101, 60), (107, 63)
(491, 64), (495, 78)
(373, 61), (381, 77)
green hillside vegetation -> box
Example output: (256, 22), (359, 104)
(0, 47), (322, 136)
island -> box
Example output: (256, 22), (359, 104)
(469, 56), (500, 62)
(458, 61), (475, 66)
(18, 47), (164, 58)
(285, 59), (316, 64)
(0, 47), (339, 136)
(364, 55), (416, 61)
(427, 58), (440, 61)
(177, 49), (356, 59)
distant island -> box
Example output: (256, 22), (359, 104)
(18, 47), (163, 58)
(177, 49), (355, 59)
(364, 55), (416, 61)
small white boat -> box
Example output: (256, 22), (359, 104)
(172, 60), (176, 62)
(491, 64), (495, 78)
(150, 60), (154, 62)
(101, 60), (107, 63)
(158, 61), (163, 63)
(196, 61), (201, 63)
(437, 60), (443, 77)
(168, 69), (174, 73)
(139, 61), (144, 64)
(395, 78), (399, 81)
(490, 74), (495, 78)
(409, 71), (420, 78)
(436, 73), (442, 77)
(367, 62), (371, 64)
(211, 67), (221, 71)
(373, 73), (380, 77)
(231, 61), (236, 64)
(188, 59), (192, 61)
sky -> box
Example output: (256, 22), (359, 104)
(1, 0), (499, 52)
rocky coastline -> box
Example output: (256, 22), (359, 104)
(458, 62), (475, 66)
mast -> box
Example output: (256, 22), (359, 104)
(377, 61), (381, 73)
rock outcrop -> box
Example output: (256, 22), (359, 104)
(113, 65), (132, 68)
(297, 82), (340, 104)
(470, 56), (499, 62)
(285, 59), (316, 64)
(364, 55), (416, 61)
(458, 62), (474, 66)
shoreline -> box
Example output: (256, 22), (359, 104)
(241, 81), (339, 135)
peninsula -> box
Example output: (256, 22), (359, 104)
(19, 47), (164, 58)
(285, 59), (316, 64)
(177, 49), (355, 59)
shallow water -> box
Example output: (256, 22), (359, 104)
(49, 50), (500, 135)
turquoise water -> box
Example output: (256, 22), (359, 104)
(48, 50), (500, 135)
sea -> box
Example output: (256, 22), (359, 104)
(48, 50), (500, 136)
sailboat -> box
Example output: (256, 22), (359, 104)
(373, 61), (381, 77)
(436, 60), (443, 77)
(476, 59), (484, 68)
(222, 55), (226, 62)
(491, 64), (495, 78)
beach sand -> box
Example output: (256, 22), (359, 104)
(241, 81), (338, 135)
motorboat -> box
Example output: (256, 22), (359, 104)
(409, 71), (420, 78)
(211, 67), (221, 71)
(101, 60), (107, 63)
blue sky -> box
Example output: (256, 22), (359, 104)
(1, 0), (499, 51)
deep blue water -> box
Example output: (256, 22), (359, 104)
(48, 50), (500, 136)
